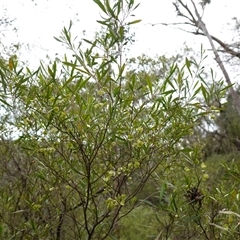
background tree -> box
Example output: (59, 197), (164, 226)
(171, 0), (240, 115)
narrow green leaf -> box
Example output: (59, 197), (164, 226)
(75, 67), (90, 75)
(185, 57), (192, 77)
(118, 63), (125, 79)
(0, 98), (11, 107)
(145, 74), (153, 94)
(159, 182), (166, 205)
(70, 59), (77, 77)
(139, 199), (157, 208)
(109, 28), (118, 40)
(191, 85), (201, 100)
(128, 19), (142, 25)
(0, 70), (7, 93)
(116, 0), (121, 15)
(106, 0), (116, 18)
(63, 61), (77, 68)
(93, 0), (107, 14)
(201, 84), (208, 102)
(54, 36), (63, 43)
(83, 39), (94, 45)
(75, 77), (90, 91)
(113, 86), (121, 97)
(48, 66), (53, 78)
(96, 20), (109, 26)
(132, 3), (140, 11)
(163, 64), (177, 91)
(220, 84), (233, 93)
(119, 26), (124, 41)
(62, 76), (75, 88)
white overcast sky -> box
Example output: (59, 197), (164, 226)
(1, 0), (240, 70)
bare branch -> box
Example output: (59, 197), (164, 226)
(145, 21), (195, 27)
(178, 0), (198, 25)
(192, 31), (240, 59)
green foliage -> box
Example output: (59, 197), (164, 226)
(216, 89), (240, 150)
(118, 153), (240, 239)
(0, 0), (230, 239)
(200, 87), (240, 156)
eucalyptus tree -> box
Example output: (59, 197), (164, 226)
(171, 0), (240, 115)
